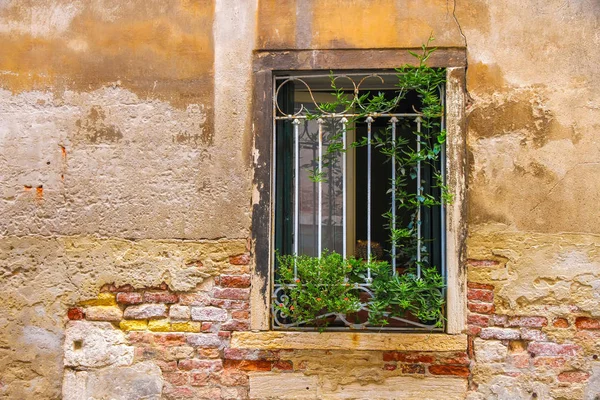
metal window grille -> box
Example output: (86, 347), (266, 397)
(272, 72), (446, 331)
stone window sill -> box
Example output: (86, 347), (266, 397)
(231, 331), (467, 352)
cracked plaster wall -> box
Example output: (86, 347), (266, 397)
(0, 0), (599, 398)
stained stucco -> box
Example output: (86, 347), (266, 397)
(1, 0), (599, 398)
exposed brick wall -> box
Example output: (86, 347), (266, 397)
(65, 255), (600, 398)
(466, 259), (598, 398)
(65, 252), (475, 398)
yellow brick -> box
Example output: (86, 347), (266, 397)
(79, 292), (117, 307)
(170, 322), (202, 333)
(120, 320), (148, 331)
(148, 319), (170, 332)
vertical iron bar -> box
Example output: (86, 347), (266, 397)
(440, 85), (446, 282)
(317, 118), (324, 257)
(292, 119), (300, 279)
(366, 116), (374, 283)
(416, 116), (422, 279)
(341, 117), (348, 259)
(390, 117), (398, 275)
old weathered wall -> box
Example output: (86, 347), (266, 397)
(1, 0), (599, 399)
(0, 0), (255, 398)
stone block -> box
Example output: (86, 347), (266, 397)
(319, 375), (468, 400)
(63, 361), (163, 400)
(474, 339), (508, 363)
(64, 321), (134, 369)
(249, 372), (318, 399)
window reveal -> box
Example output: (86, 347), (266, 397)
(272, 72), (448, 331)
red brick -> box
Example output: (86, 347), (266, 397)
(575, 330), (600, 342)
(273, 360), (294, 371)
(144, 291), (179, 304)
(467, 325), (482, 336)
(115, 284), (135, 292)
(383, 363), (397, 371)
(491, 314), (508, 326)
(67, 308), (84, 320)
(224, 359), (272, 371)
(468, 314), (490, 327)
(520, 328), (547, 341)
(507, 316), (548, 328)
(164, 372), (188, 386)
(231, 310), (250, 320)
(135, 346), (158, 361)
(218, 331), (231, 339)
(468, 302), (495, 314)
(179, 359), (223, 371)
(467, 289), (494, 303)
(224, 348), (279, 361)
(163, 386), (195, 399)
(467, 259), (500, 267)
(533, 356), (566, 368)
(127, 332), (154, 344)
(219, 370), (249, 386)
(221, 319), (250, 331)
(213, 288), (250, 300)
(154, 333), (187, 347)
(467, 282), (495, 290)
(511, 354), (530, 369)
(160, 346), (195, 362)
(528, 342), (580, 357)
(210, 299), (250, 310)
(179, 293), (210, 306)
(239, 360), (272, 371)
(190, 371), (209, 386)
(230, 254), (251, 265)
(553, 318), (570, 328)
(428, 365), (470, 377)
(197, 348), (221, 359)
(575, 317), (600, 330)
(437, 353), (470, 366)
(480, 327), (520, 340)
(201, 322), (215, 332)
(100, 283), (117, 293)
(155, 360), (178, 372)
(558, 371), (590, 383)
(116, 292), (143, 305)
(382, 352), (435, 363)
(400, 363), (426, 374)
(219, 275), (251, 288)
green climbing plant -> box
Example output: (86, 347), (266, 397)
(274, 35), (450, 330)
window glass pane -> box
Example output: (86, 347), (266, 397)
(297, 118), (344, 256)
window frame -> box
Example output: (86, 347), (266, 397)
(250, 48), (467, 335)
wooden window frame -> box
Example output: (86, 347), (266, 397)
(250, 48), (468, 335)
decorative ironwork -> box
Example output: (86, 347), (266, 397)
(272, 72), (446, 331)
(273, 283), (441, 331)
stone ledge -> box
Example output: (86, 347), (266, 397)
(231, 331), (467, 352)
